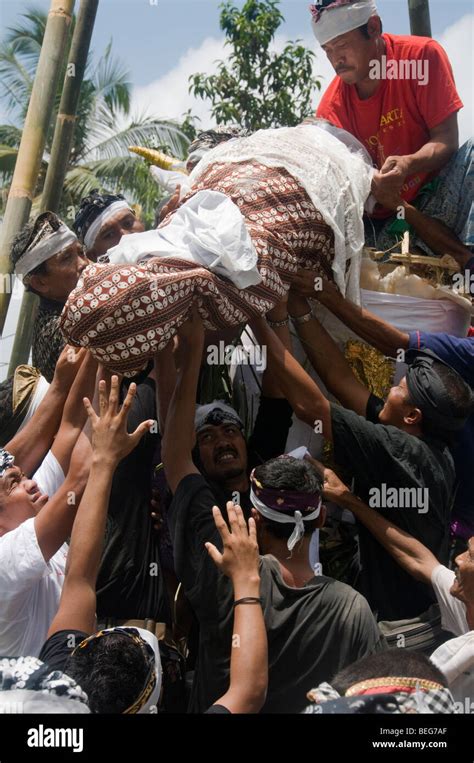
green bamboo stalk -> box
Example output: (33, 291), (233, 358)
(7, 0), (99, 374)
(0, 0), (76, 339)
(407, 0), (432, 37)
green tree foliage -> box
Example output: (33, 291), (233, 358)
(0, 8), (195, 227)
(189, 0), (321, 131)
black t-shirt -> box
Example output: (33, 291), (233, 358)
(96, 379), (169, 622)
(169, 473), (384, 714)
(331, 401), (455, 620)
(39, 630), (88, 673)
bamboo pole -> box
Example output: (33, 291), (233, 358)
(0, 0), (75, 344)
(408, 0), (432, 37)
(7, 0), (99, 374)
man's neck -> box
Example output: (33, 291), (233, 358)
(221, 473), (249, 495)
(263, 536), (314, 588)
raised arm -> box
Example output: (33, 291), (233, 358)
(6, 346), (87, 476)
(250, 316), (333, 440)
(153, 340), (177, 435)
(206, 503), (267, 714)
(47, 376), (153, 637)
(290, 275), (409, 358)
(51, 351), (98, 474)
(288, 293), (370, 416)
(161, 310), (204, 493)
(308, 456), (439, 585)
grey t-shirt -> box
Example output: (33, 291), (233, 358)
(169, 473), (385, 713)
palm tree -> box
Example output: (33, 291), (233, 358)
(0, 8), (195, 226)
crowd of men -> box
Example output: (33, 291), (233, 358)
(0, 0), (473, 715)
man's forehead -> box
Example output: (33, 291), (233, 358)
(99, 209), (134, 235)
(322, 28), (360, 48)
(197, 422), (240, 435)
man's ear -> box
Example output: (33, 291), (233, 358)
(404, 406), (423, 427)
(28, 274), (49, 297)
(367, 15), (382, 38)
(316, 505), (327, 529)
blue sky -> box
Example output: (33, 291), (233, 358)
(0, 0), (472, 118)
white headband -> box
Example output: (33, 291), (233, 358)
(14, 225), (77, 276)
(84, 200), (133, 250)
(311, 1), (378, 46)
(250, 487), (321, 552)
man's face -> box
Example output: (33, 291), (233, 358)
(29, 241), (88, 303)
(0, 467), (48, 537)
(196, 423), (248, 482)
(322, 27), (376, 85)
(89, 210), (145, 259)
(451, 537), (474, 608)
(378, 377), (420, 429)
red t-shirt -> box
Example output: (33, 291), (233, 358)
(317, 34), (463, 217)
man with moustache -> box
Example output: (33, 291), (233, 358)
(311, 0), (473, 270)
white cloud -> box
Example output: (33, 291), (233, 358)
(131, 36), (227, 129)
(130, 32), (333, 128)
(437, 14), (473, 145)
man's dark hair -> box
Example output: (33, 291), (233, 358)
(65, 633), (150, 713)
(409, 360), (474, 443)
(331, 649), (448, 695)
(253, 457), (322, 541)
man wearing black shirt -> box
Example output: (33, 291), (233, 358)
(162, 311), (384, 713)
(251, 297), (474, 621)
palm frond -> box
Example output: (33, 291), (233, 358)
(82, 118), (190, 163)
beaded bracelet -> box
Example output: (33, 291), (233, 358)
(266, 316), (289, 328)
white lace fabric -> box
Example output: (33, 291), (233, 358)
(190, 125), (373, 302)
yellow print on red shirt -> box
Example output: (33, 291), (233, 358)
(365, 107), (406, 166)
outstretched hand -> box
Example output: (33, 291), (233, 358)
(83, 375), (154, 467)
(205, 503), (259, 586)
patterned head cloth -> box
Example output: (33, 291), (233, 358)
(249, 462), (322, 551)
(0, 448), (15, 478)
(73, 191), (134, 250)
(14, 212), (77, 277)
(309, 0), (378, 46)
(303, 680), (458, 714)
(195, 401), (244, 433)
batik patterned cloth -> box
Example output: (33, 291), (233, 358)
(60, 161), (334, 375)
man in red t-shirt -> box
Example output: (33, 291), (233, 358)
(310, 0), (473, 272)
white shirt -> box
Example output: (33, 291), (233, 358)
(430, 632), (474, 712)
(430, 564), (469, 636)
(0, 451), (67, 657)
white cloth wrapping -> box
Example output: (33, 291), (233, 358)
(190, 125), (373, 302)
(106, 190), (262, 290)
(311, 1), (378, 47)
